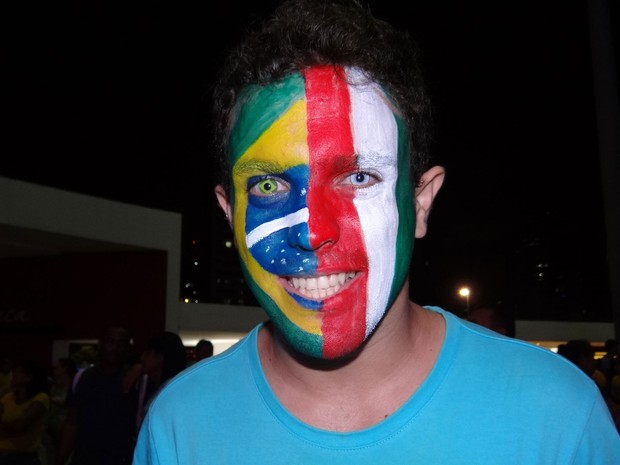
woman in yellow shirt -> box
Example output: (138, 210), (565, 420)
(0, 360), (50, 465)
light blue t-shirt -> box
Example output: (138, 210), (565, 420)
(133, 307), (620, 464)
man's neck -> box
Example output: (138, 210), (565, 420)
(258, 293), (445, 431)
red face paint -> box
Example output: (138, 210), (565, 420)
(303, 66), (369, 358)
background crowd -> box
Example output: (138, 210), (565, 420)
(1, 321), (617, 465)
(0, 327), (213, 465)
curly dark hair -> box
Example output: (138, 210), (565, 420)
(212, 0), (433, 192)
(146, 331), (187, 383)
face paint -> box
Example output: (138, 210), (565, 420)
(227, 66), (415, 359)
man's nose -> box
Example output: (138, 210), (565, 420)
(287, 222), (313, 250)
(287, 203), (340, 251)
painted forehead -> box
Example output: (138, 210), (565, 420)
(227, 66), (401, 166)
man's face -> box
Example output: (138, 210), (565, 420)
(224, 66), (415, 359)
(100, 327), (130, 364)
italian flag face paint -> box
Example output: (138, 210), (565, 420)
(228, 66), (415, 359)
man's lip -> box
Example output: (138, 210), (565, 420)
(282, 271), (359, 300)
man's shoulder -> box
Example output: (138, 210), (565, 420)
(437, 308), (596, 390)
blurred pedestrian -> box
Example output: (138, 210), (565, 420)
(54, 325), (137, 465)
(44, 358), (77, 465)
(467, 304), (516, 337)
(0, 357), (12, 399)
(122, 330), (187, 456)
(557, 339), (605, 390)
(194, 340), (213, 362)
(598, 339), (618, 386)
(0, 360), (51, 465)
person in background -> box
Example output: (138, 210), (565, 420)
(133, 1), (620, 463)
(0, 358), (12, 399)
(54, 325), (137, 465)
(557, 339), (607, 392)
(598, 338), (618, 386)
(0, 359), (51, 465)
(467, 304), (516, 337)
(558, 338), (620, 432)
(44, 358), (77, 465)
(194, 340), (214, 362)
(126, 331), (187, 435)
(609, 355), (620, 432)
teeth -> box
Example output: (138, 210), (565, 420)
(289, 272), (356, 300)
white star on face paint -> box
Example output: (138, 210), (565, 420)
(246, 207), (310, 249)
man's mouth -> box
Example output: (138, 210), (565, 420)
(287, 272), (358, 300)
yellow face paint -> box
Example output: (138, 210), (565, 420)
(232, 97), (322, 337)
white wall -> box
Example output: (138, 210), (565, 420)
(0, 176), (182, 329)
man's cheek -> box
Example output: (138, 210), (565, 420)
(248, 229), (288, 273)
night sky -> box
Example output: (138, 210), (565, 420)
(3, 1), (617, 321)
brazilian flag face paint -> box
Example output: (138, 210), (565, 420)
(227, 66), (416, 359)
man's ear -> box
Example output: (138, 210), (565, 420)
(414, 166), (445, 238)
(214, 185), (233, 229)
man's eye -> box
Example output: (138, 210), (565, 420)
(347, 172), (378, 187)
(248, 177), (289, 197)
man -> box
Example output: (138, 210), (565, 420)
(55, 325), (137, 465)
(467, 304), (516, 337)
(127, 331), (188, 437)
(558, 339), (607, 392)
(194, 339), (214, 361)
(133, 1), (620, 463)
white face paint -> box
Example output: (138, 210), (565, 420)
(347, 68), (400, 336)
(246, 208), (309, 249)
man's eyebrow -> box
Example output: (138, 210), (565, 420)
(232, 159), (287, 176)
(357, 152), (397, 168)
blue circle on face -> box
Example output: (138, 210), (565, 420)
(245, 164), (319, 278)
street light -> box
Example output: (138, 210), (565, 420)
(458, 286), (471, 315)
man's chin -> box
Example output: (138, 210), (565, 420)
(271, 323), (365, 364)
